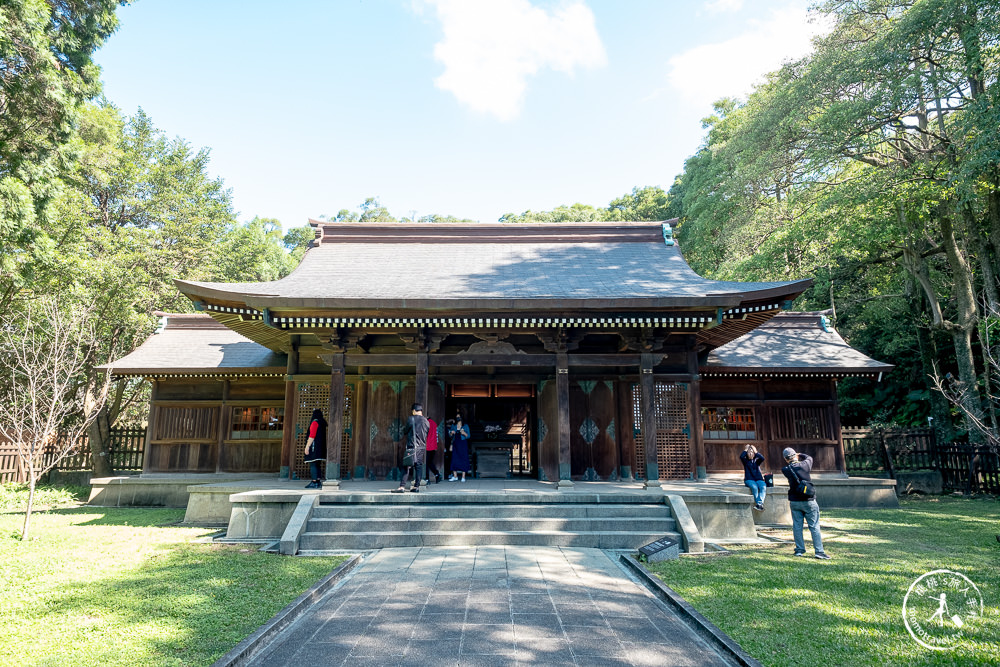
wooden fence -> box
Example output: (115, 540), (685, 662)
(0, 427), (145, 483)
(845, 427), (1000, 494)
(843, 427), (937, 475)
(937, 444), (1000, 495)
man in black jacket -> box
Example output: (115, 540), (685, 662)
(393, 403), (429, 494)
(781, 447), (830, 559)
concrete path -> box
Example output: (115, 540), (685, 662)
(249, 546), (738, 666)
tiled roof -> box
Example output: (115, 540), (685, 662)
(176, 222), (810, 310)
(703, 312), (894, 376)
(98, 314), (286, 376)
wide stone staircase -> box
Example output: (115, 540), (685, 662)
(297, 493), (680, 551)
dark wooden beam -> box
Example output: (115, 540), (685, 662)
(415, 351), (428, 408)
(280, 338), (299, 479)
(326, 352), (345, 486)
(556, 352), (571, 483)
(640, 352), (659, 486)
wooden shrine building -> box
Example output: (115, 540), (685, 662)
(103, 221), (892, 485)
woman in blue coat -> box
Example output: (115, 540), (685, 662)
(448, 413), (471, 482)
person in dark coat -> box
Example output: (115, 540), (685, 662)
(740, 444), (767, 511)
(781, 447), (830, 559)
(304, 409), (327, 489)
(393, 403), (429, 493)
(448, 412), (471, 482)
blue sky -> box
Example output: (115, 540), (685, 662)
(95, 0), (822, 228)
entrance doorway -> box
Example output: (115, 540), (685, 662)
(446, 384), (536, 478)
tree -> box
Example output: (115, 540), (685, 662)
(671, 0), (1000, 436)
(0, 297), (109, 540)
(0, 0), (124, 314)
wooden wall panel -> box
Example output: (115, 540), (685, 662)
(537, 379), (558, 482)
(569, 380), (617, 479)
(220, 441), (282, 472)
(366, 380), (414, 479)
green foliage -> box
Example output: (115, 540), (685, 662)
(672, 0), (1000, 431)
(499, 186), (673, 223)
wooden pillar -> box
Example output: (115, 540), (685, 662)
(640, 352), (660, 487)
(616, 380), (635, 480)
(354, 379), (370, 480)
(556, 352), (572, 485)
(326, 352), (345, 488)
(688, 349), (706, 480)
(831, 379), (847, 475)
(141, 380), (159, 475)
(279, 340), (299, 479)
(415, 351), (429, 409)
(215, 379), (230, 474)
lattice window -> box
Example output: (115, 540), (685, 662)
(230, 406), (283, 440)
(771, 406), (833, 440)
(293, 382), (353, 479)
(701, 407), (757, 440)
(632, 382), (692, 480)
(654, 382), (692, 479)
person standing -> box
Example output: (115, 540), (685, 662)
(448, 413), (471, 482)
(393, 403), (429, 493)
(303, 408), (327, 489)
(781, 447), (830, 559)
(425, 417), (441, 483)
(740, 444), (767, 511)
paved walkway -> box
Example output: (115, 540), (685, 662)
(250, 547), (737, 667)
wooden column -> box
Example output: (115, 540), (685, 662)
(556, 351), (572, 485)
(616, 380), (635, 480)
(640, 352), (660, 487)
(831, 379), (847, 475)
(688, 349), (706, 480)
(215, 379), (230, 474)
(326, 352), (345, 488)
(279, 340), (299, 479)
(415, 351), (429, 409)
(141, 380), (159, 475)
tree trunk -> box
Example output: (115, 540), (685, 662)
(22, 472), (36, 541)
(88, 406), (115, 478)
(940, 211), (984, 440)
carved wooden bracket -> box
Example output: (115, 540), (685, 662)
(323, 329), (365, 353)
(399, 330), (446, 353)
(536, 328), (583, 353)
(619, 328), (666, 352)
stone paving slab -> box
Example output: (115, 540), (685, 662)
(247, 546), (740, 667)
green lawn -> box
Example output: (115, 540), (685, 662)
(647, 496), (1000, 667)
(0, 486), (345, 667)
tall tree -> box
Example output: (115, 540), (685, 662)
(0, 0), (124, 314)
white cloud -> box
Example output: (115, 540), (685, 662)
(705, 0), (744, 14)
(425, 0), (606, 122)
(667, 6), (827, 110)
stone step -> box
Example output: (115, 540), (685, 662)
(311, 503), (670, 520)
(298, 529), (682, 550)
(316, 492), (667, 505)
(306, 516), (677, 533)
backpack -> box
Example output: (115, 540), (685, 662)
(788, 464), (815, 498)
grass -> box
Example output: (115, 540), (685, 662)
(0, 485), (346, 666)
(646, 495), (1000, 667)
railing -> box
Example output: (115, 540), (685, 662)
(0, 427), (146, 483)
